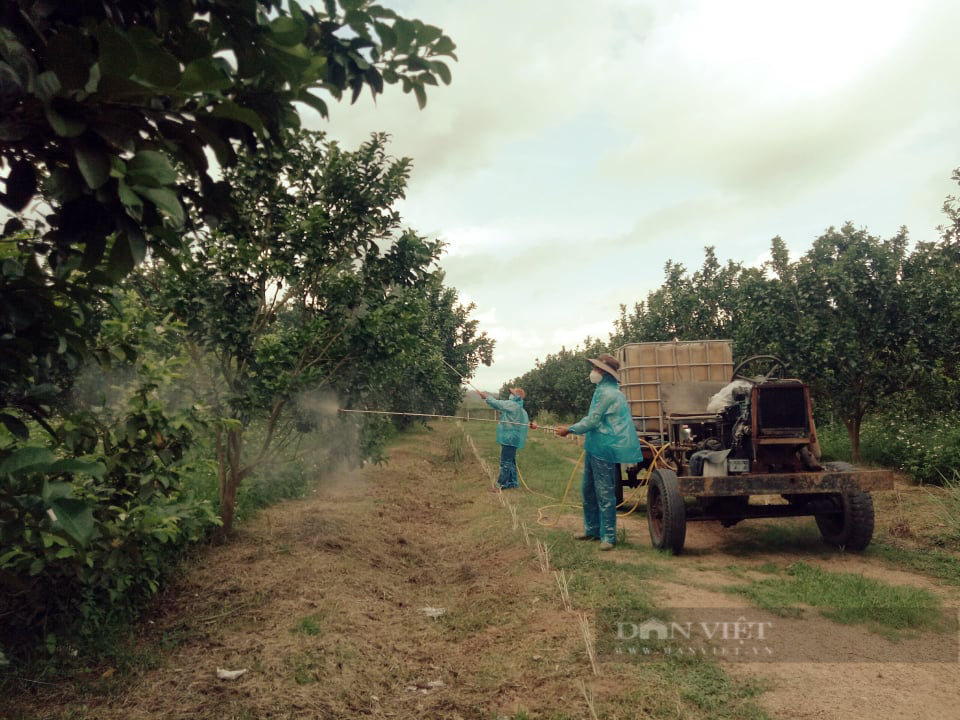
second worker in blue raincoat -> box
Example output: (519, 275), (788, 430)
(479, 387), (529, 490)
(557, 354), (643, 550)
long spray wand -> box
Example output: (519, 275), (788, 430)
(340, 358), (554, 431)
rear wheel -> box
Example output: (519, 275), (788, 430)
(647, 468), (686, 554)
(815, 462), (875, 550)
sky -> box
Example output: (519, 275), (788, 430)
(313, 0), (960, 393)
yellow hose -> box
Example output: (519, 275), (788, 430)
(508, 434), (672, 527)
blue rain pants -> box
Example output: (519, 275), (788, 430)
(498, 444), (519, 489)
(581, 453), (617, 544)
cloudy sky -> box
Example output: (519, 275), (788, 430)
(314, 0), (960, 393)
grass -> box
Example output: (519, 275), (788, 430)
(462, 422), (770, 720)
(293, 614), (326, 636)
(723, 560), (946, 635)
(622, 655), (771, 720)
(868, 542), (960, 586)
(731, 521), (960, 586)
(925, 469), (960, 546)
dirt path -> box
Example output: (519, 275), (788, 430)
(612, 506), (960, 720)
(8, 424), (960, 720)
(14, 427), (606, 720)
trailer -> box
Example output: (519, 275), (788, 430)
(614, 341), (893, 554)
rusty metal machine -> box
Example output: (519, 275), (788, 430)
(615, 342), (893, 554)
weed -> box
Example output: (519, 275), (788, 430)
(925, 469), (960, 546)
(288, 651), (321, 685)
(869, 541), (960, 586)
(448, 431), (465, 466)
(620, 655), (771, 720)
(724, 561), (946, 634)
(293, 614), (325, 636)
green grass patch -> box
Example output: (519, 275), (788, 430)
(621, 655), (771, 720)
(926, 470), (960, 547)
(724, 561), (945, 634)
(293, 614), (326, 636)
(732, 520), (960, 586)
(868, 541), (960, 586)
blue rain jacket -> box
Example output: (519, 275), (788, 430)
(485, 395), (529, 449)
(569, 375), (644, 463)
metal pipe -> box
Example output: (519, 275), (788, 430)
(337, 408), (554, 432)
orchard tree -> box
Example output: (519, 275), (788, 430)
(0, 0), (456, 649)
(140, 130), (490, 533)
(1, 0), (456, 436)
(612, 248), (745, 346)
(901, 168), (960, 411)
(505, 339), (607, 419)
(786, 224), (918, 459)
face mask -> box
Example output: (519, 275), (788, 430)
(589, 369), (603, 384)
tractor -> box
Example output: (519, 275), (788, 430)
(614, 342), (892, 554)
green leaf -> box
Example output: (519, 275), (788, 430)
(416, 24), (444, 46)
(126, 150), (177, 188)
(134, 186), (185, 226)
(128, 27), (181, 88)
(47, 459), (106, 479)
(0, 446), (55, 476)
(432, 36), (457, 56)
(209, 101), (266, 137)
(75, 143), (111, 189)
(373, 22), (397, 52)
(117, 179), (142, 222)
(430, 60), (451, 86)
(0, 413), (29, 440)
(34, 71), (62, 102)
(106, 228), (148, 279)
(95, 24), (139, 79)
(44, 105), (86, 137)
(42, 481), (74, 503)
(412, 82), (426, 109)
(179, 57), (233, 93)
(296, 91), (329, 118)
(48, 498), (95, 546)
(46, 28), (92, 91)
(393, 19), (415, 51)
(269, 15), (307, 46)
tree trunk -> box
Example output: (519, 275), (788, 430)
(215, 425), (245, 537)
(844, 415), (862, 464)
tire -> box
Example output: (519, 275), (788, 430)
(815, 462), (875, 550)
(647, 468), (686, 554)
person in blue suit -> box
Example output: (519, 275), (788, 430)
(479, 387), (530, 490)
(557, 354), (643, 550)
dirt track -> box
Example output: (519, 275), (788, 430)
(7, 423), (960, 719)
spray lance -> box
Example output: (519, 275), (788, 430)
(439, 357), (553, 433)
(336, 359), (556, 432)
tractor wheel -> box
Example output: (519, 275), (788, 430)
(815, 462), (874, 550)
(647, 468), (686, 554)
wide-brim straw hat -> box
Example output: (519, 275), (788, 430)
(588, 353), (620, 379)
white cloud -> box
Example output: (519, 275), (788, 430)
(314, 0), (960, 391)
